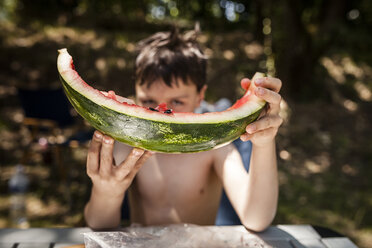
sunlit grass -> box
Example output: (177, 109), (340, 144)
(276, 101), (372, 247)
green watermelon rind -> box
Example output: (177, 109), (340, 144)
(57, 49), (265, 153)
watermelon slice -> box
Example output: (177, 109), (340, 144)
(57, 48), (266, 153)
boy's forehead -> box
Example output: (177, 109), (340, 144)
(136, 78), (198, 95)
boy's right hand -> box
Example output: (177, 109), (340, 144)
(86, 131), (153, 198)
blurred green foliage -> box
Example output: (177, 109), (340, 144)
(1, 0), (371, 102)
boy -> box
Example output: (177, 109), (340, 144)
(84, 28), (283, 231)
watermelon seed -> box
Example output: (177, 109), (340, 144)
(164, 109), (173, 114)
(149, 107), (159, 112)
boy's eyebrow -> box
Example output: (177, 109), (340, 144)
(137, 96), (155, 100)
(170, 94), (190, 99)
(138, 94), (190, 101)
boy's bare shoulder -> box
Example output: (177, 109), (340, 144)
(210, 143), (242, 174)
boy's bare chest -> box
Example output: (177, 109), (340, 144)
(134, 152), (220, 205)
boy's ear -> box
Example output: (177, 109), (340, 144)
(198, 85), (208, 105)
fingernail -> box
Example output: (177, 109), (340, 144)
(255, 78), (263, 85)
(133, 149), (143, 156)
(247, 125), (256, 133)
(94, 132), (102, 139)
(103, 137), (113, 144)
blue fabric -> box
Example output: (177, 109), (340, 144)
(215, 139), (252, 225)
(121, 192), (130, 221)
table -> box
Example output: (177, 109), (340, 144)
(0, 225), (358, 248)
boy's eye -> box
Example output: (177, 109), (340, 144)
(171, 100), (184, 106)
(141, 99), (156, 107)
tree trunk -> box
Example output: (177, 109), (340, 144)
(274, 0), (348, 101)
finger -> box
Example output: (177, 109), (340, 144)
(250, 127), (279, 139)
(126, 151), (154, 180)
(254, 77), (282, 93)
(255, 87), (282, 105)
(116, 148), (145, 178)
(267, 101), (280, 115)
(99, 135), (115, 177)
(240, 132), (253, 142)
(87, 131), (103, 175)
(246, 115), (283, 134)
(138, 150), (154, 163)
(240, 78), (251, 90)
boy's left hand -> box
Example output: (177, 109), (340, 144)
(240, 76), (283, 146)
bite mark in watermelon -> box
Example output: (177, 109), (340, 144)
(107, 90), (117, 101)
(156, 102), (168, 112)
(57, 48), (266, 153)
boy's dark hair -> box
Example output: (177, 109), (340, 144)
(135, 25), (207, 91)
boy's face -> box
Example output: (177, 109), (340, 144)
(135, 78), (206, 113)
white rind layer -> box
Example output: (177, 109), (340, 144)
(57, 48), (266, 124)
